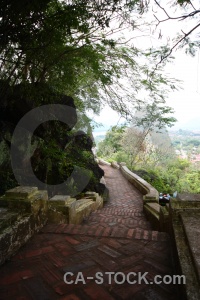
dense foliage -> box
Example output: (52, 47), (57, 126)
(0, 0), (179, 116)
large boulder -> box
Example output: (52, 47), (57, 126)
(0, 82), (104, 198)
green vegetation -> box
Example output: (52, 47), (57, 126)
(97, 125), (200, 194)
(0, 0), (179, 118)
(1, 1), (200, 195)
(0, 0), (179, 195)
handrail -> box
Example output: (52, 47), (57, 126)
(97, 158), (159, 202)
(119, 163), (159, 202)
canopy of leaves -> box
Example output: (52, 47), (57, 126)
(0, 0), (178, 118)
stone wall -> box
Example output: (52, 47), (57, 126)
(0, 187), (48, 266)
(119, 163), (159, 202)
(169, 195), (200, 300)
(0, 186), (104, 266)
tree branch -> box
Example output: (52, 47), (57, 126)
(155, 22), (200, 68)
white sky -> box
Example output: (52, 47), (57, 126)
(91, 1), (200, 132)
(166, 52), (200, 128)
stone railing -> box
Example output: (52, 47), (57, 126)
(98, 159), (165, 231)
(117, 162), (167, 232)
(98, 158), (159, 202)
(98, 158), (200, 298)
(0, 186), (104, 265)
(119, 163), (159, 202)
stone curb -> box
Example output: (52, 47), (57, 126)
(41, 224), (169, 242)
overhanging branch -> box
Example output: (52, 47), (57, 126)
(153, 0), (200, 68)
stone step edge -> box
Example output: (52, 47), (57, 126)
(86, 216), (150, 224)
(89, 210), (145, 217)
(93, 208), (143, 213)
(40, 224), (169, 242)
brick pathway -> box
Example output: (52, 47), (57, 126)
(0, 165), (178, 300)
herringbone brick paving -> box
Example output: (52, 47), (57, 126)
(0, 165), (178, 299)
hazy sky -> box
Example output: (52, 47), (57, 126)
(91, 2), (200, 132)
(165, 52), (200, 128)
